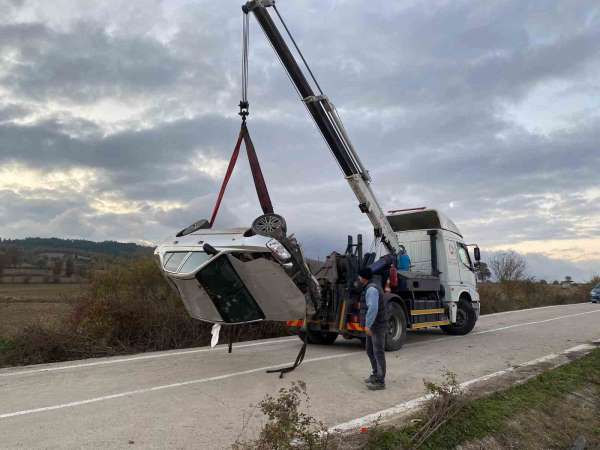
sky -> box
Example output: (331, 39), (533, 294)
(0, 0), (598, 282)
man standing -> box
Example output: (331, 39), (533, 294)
(358, 267), (387, 390)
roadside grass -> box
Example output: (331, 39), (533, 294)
(478, 280), (592, 315)
(0, 283), (86, 301)
(364, 348), (600, 450)
(0, 258), (289, 368)
(0, 337), (14, 353)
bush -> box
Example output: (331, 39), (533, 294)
(364, 371), (465, 450)
(233, 381), (335, 450)
(478, 280), (591, 315)
(0, 258), (290, 367)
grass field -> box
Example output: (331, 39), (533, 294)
(363, 348), (600, 449)
(0, 283), (86, 337)
(0, 283), (85, 301)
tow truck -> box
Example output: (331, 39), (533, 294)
(154, 1), (481, 353)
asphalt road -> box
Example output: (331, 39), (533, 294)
(1, 302), (599, 449)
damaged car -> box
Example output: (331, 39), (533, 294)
(154, 215), (319, 325)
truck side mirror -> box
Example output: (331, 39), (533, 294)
(474, 246), (481, 262)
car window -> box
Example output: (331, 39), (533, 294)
(179, 252), (212, 274)
(457, 244), (472, 269)
(164, 252), (188, 272)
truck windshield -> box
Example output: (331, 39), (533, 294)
(457, 244), (473, 270)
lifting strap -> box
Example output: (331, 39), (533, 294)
(266, 323), (308, 379)
(209, 122), (274, 227)
(221, 9), (307, 377)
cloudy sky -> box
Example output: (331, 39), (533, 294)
(1, 0), (599, 281)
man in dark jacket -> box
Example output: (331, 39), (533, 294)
(358, 267), (387, 390)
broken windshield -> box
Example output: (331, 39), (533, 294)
(196, 254), (265, 323)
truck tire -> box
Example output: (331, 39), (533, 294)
(442, 299), (476, 335)
(385, 302), (407, 351)
(298, 329), (338, 345)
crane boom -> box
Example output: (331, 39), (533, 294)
(243, 0), (400, 253)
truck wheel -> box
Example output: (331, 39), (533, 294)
(385, 302), (407, 351)
(442, 299), (477, 335)
(298, 330), (338, 345)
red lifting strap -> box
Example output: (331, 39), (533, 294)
(209, 122), (274, 227)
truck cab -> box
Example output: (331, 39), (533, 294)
(387, 208), (480, 326)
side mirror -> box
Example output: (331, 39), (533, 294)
(474, 246), (481, 262)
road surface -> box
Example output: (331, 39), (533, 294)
(1, 302), (599, 449)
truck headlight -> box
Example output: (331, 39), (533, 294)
(266, 239), (291, 262)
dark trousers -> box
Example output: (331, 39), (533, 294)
(366, 326), (386, 383)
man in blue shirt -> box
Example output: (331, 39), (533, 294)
(358, 267), (387, 390)
(397, 245), (411, 271)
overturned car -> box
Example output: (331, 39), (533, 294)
(154, 215), (318, 325)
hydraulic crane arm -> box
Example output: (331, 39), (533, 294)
(243, 0), (400, 253)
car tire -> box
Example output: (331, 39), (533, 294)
(441, 299), (477, 336)
(385, 302), (407, 351)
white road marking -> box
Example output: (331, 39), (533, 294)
(329, 342), (598, 432)
(0, 351), (357, 420)
(481, 302), (595, 318)
(473, 309), (600, 335)
(0, 337), (297, 378)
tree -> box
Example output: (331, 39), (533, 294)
(65, 257), (74, 278)
(488, 251), (527, 282)
(539, 279), (547, 285)
(75, 265), (88, 279)
(5, 247), (21, 266)
(0, 253), (7, 279)
(52, 259), (63, 276)
(476, 261), (491, 282)
(552, 280), (559, 285)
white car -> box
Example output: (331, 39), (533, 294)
(154, 216), (313, 324)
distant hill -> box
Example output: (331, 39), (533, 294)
(0, 237), (153, 258)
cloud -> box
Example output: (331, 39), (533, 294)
(0, 0), (598, 282)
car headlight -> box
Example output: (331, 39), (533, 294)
(266, 239), (291, 262)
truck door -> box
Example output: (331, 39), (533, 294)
(444, 238), (460, 285)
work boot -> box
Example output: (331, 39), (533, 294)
(364, 374), (377, 384)
(367, 380), (385, 391)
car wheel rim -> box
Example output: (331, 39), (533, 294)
(253, 214), (285, 235)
